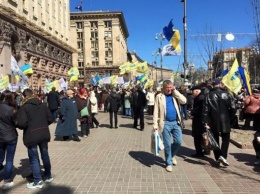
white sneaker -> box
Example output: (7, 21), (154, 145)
(218, 156), (229, 166)
(165, 165), (173, 172)
(172, 157), (177, 166)
(254, 161), (260, 165)
(2, 182), (14, 190)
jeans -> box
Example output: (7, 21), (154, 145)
(125, 108), (131, 116)
(109, 111), (118, 127)
(0, 138), (17, 181)
(50, 109), (57, 122)
(81, 121), (91, 136)
(28, 142), (51, 183)
(162, 121), (182, 166)
(180, 104), (188, 119)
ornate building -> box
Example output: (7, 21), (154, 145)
(70, 11), (129, 87)
(0, 0), (75, 90)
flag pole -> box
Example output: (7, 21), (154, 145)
(181, 0), (188, 85)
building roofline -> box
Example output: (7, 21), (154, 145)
(70, 11), (129, 38)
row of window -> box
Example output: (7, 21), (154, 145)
(77, 51), (113, 58)
(77, 31), (112, 39)
(76, 21), (112, 29)
(77, 41), (112, 50)
(78, 61), (113, 68)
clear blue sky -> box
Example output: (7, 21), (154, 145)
(70, 0), (255, 72)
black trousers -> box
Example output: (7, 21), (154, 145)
(253, 139), (260, 159)
(92, 113), (99, 127)
(147, 105), (154, 115)
(134, 108), (144, 128)
(212, 131), (230, 160)
(193, 130), (204, 155)
(109, 111), (118, 127)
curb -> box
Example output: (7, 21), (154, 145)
(230, 139), (253, 149)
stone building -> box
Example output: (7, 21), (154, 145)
(0, 0), (75, 90)
(70, 11), (129, 87)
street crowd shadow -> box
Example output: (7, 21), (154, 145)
(121, 115), (133, 119)
(129, 151), (165, 168)
(182, 128), (192, 136)
(35, 185), (74, 194)
(178, 146), (217, 167)
(99, 124), (110, 128)
(230, 152), (260, 172)
(120, 123), (134, 128)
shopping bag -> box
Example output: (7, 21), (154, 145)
(80, 106), (89, 117)
(151, 130), (164, 156)
(202, 129), (220, 151)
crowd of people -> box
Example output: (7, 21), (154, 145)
(0, 78), (260, 189)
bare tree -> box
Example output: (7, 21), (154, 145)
(251, 0), (260, 49)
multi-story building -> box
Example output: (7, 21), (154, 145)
(211, 47), (252, 79)
(70, 11), (129, 87)
(0, 0), (75, 89)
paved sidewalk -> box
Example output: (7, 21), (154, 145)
(1, 111), (260, 194)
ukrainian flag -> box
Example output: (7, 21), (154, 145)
(136, 62), (149, 73)
(163, 19), (181, 52)
(20, 64), (33, 75)
(68, 67), (79, 82)
(222, 58), (242, 94)
(238, 67), (252, 95)
(13, 72), (20, 82)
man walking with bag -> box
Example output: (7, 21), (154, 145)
(202, 78), (236, 166)
(153, 80), (186, 172)
(16, 88), (53, 189)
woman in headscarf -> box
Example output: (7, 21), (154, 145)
(89, 90), (99, 128)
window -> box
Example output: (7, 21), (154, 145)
(91, 51), (99, 58)
(92, 61), (99, 66)
(77, 41), (83, 49)
(78, 61), (84, 67)
(105, 42), (112, 48)
(91, 41), (98, 49)
(104, 21), (112, 28)
(90, 21), (98, 28)
(104, 31), (112, 38)
(77, 32), (83, 39)
(78, 52), (83, 59)
(106, 61), (113, 66)
(91, 31), (98, 38)
(105, 51), (112, 58)
(79, 70), (84, 77)
(76, 22), (82, 29)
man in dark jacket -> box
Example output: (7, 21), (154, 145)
(202, 78), (236, 166)
(133, 85), (147, 130)
(106, 88), (120, 128)
(47, 87), (60, 123)
(190, 85), (206, 157)
(16, 88), (53, 189)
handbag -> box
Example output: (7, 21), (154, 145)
(151, 130), (164, 156)
(80, 99), (89, 117)
(107, 102), (110, 110)
(202, 129), (220, 151)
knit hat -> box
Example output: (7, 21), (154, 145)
(79, 88), (86, 95)
(66, 89), (74, 96)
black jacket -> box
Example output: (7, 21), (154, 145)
(202, 88), (236, 133)
(0, 102), (18, 143)
(47, 91), (60, 111)
(191, 92), (204, 136)
(136, 90), (147, 109)
(106, 92), (120, 112)
(16, 97), (53, 147)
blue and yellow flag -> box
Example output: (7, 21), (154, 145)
(68, 67), (79, 82)
(163, 19), (181, 53)
(238, 67), (252, 95)
(136, 62), (149, 73)
(20, 64), (33, 75)
(222, 58), (242, 94)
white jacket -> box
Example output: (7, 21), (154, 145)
(153, 90), (186, 133)
(146, 92), (155, 106)
(89, 91), (98, 113)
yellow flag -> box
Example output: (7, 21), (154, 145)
(136, 61), (149, 73)
(0, 75), (9, 90)
(222, 58), (242, 94)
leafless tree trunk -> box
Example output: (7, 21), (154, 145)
(251, 0), (260, 49)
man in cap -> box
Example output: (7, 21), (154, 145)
(190, 85), (206, 157)
(202, 78), (236, 166)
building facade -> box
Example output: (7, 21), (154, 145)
(70, 11), (129, 87)
(0, 0), (75, 90)
(211, 47), (252, 79)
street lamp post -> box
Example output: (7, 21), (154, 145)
(181, 0), (188, 85)
(155, 33), (165, 80)
(152, 50), (159, 82)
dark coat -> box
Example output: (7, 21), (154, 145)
(191, 92), (204, 136)
(0, 102), (18, 143)
(16, 97), (52, 147)
(55, 97), (78, 136)
(202, 87), (236, 133)
(106, 92), (120, 112)
(47, 91), (60, 111)
(136, 90), (147, 109)
(75, 95), (92, 124)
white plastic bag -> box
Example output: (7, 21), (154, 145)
(151, 130), (164, 156)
